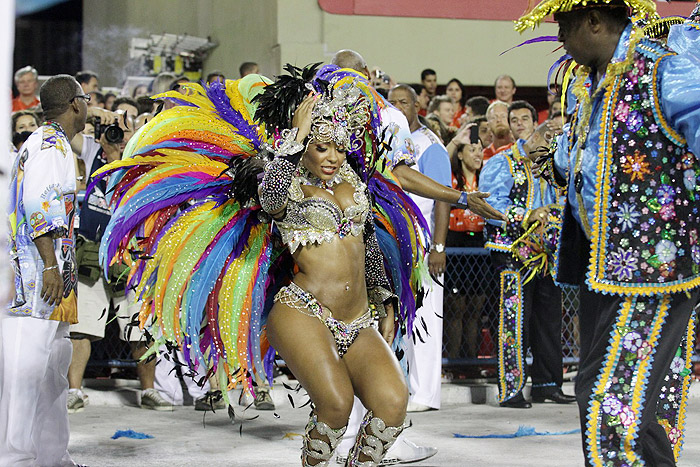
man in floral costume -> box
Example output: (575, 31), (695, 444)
(480, 123), (574, 409)
(516, 0), (700, 465)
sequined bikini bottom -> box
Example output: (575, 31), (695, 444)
(274, 282), (375, 357)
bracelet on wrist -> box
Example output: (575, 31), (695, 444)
(43, 265), (59, 272)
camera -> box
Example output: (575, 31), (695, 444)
(93, 116), (124, 144)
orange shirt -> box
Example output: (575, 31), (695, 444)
(12, 95), (40, 112)
(482, 142), (513, 165)
(451, 106), (465, 127)
(449, 174), (484, 233)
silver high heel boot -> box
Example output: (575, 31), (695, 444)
(302, 412), (347, 466)
(345, 411), (404, 466)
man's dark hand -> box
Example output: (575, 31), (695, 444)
(428, 250), (446, 277)
(467, 191), (506, 221)
(41, 267), (63, 307)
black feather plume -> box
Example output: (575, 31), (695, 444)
(253, 63), (322, 136)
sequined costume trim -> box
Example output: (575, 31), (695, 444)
(484, 145), (536, 252)
(579, 37), (700, 296)
(497, 270), (525, 403)
(586, 295), (669, 466)
(649, 52), (686, 147)
(275, 282), (375, 357)
(656, 311), (697, 462)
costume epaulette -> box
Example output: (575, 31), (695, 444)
(635, 36), (675, 61)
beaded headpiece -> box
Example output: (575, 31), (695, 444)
(514, 0), (658, 32)
(306, 78), (370, 152)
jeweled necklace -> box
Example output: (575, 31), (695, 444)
(296, 164), (343, 191)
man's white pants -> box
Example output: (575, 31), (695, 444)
(154, 348), (210, 405)
(0, 315), (74, 467)
(406, 278), (443, 409)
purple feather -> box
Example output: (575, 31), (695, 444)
(204, 82), (261, 149)
(500, 36), (560, 56)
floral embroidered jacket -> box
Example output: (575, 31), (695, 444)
(480, 140), (562, 253)
(553, 24), (700, 296)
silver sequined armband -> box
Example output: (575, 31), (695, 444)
(273, 127), (304, 158)
(367, 286), (397, 319)
(260, 158), (296, 214)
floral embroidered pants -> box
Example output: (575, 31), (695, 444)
(492, 253), (564, 403)
(576, 284), (698, 467)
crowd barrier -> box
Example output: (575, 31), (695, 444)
(87, 248), (696, 371)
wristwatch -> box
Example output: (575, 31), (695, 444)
(430, 243), (445, 253)
(456, 191), (469, 209)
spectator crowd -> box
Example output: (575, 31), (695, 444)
(5, 56), (568, 465)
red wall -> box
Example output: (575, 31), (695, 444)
(318, 0), (696, 21)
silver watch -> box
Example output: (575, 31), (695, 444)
(430, 243), (445, 253)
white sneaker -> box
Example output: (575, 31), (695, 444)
(382, 437), (437, 465)
(140, 388), (173, 411)
(67, 390), (85, 414)
(405, 401), (433, 413)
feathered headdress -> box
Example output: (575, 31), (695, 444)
(514, 0), (658, 32)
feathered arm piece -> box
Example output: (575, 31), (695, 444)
(368, 171), (430, 337)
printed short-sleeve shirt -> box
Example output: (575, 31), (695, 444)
(8, 124), (78, 323)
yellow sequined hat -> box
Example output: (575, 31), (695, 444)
(514, 0), (658, 32)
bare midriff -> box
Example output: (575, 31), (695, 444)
(289, 183), (369, 323)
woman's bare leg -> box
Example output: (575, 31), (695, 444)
(342, 328), (408, 464)
(266, 303), (354, 465)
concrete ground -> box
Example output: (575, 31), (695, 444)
(68, 381), (700, 467)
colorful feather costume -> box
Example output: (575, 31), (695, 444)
(90, 65), (428, 396)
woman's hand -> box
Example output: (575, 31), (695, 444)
(379, 302), (396, 345)
(451, 123), (476, 146)
(291, 93), (317, 143)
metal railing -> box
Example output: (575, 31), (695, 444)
(90, 249), (700, 372)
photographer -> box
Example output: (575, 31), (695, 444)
(66, 109), (173, 412)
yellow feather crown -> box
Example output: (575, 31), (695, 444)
(514, 0), (658, 32)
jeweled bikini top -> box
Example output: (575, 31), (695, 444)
(276, 162), (370, 253)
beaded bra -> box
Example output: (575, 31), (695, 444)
(276, 162), (370, 253)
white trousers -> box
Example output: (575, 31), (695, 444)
(154, 348), (210, 405)
(0, 315), (74, 467)
(405, 278), (443, 409)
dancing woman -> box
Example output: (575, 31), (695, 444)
(92, 65), (431, 466)
(260, 92), (409, 466)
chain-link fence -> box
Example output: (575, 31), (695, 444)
(442, 247), (580, 367)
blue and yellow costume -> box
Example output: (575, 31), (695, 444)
(518, 1), (700, 464)
(480, 140), (566, 405)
